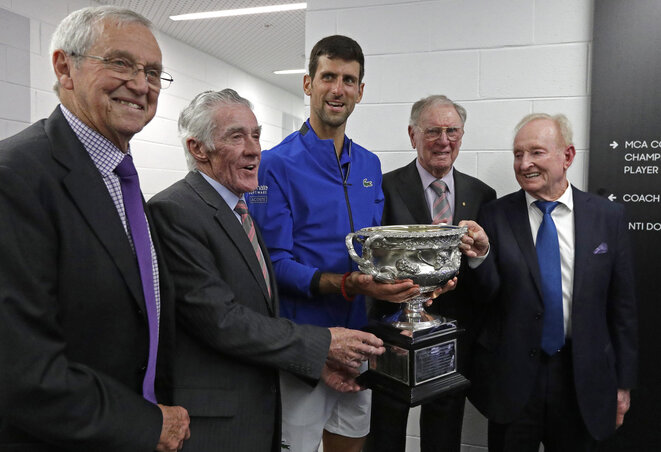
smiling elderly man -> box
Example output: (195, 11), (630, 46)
(468, 113), (637, 452)
(365, 95), (496, 452)
(148, 89), (386, 452)
(0, 6), (189, 452)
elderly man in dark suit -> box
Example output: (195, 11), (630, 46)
(468, 113), (637, 451)
(148, 89), (386, 452)
(0, 6), (190, 452)
(365, 95), (496, 452)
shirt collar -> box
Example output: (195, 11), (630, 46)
(59, 104), (128, 175)
(198, 171), (243, 211)
(416, 159), (455, 194)
(525, 183), (574, 212)
(303, 119), (352, 163)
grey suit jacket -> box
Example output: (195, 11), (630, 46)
(148, 171), (331, 452)
(0, 107), (170, 451)
(375, 159), (496, 374)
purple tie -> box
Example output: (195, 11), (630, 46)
(115, 155), (159, 404)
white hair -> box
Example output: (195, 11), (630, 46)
(49, 6), (153, 97)
(178, 89), (253, 171)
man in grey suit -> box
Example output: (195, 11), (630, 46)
(366, 95), (496, 452)
(148, 89), (386, 452)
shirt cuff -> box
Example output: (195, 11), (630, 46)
(468, 245), (490, 269)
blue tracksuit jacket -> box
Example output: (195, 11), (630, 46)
(248, 120), (384, 329)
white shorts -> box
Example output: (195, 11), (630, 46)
(279, 368), (371, 452)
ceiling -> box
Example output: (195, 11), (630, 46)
(98, 0), (306, 95)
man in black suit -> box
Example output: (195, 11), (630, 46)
(468, 113), (637, 451)
(148, 89), (386, 452)
(365, 95), (496, 452)
(0, 6), (189, 452)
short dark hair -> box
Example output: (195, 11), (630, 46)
(308, 35), (365, 83)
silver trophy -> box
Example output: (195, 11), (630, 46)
(345, 224), (467, 330)
(345, 224), (470, 406)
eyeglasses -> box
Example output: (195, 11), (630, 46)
(417, 126), (464, 142)
(71, 53), (174, 90)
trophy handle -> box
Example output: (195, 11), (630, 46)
(345, 232), (379, 277)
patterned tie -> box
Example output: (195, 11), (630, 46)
(235, 200), (272, 297)
(115, 155), (159, 404)
(430, 179), (452, 224)
(535, 200), (564, 355)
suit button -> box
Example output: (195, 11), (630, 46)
(535, 312), (542, 320)
(529, 348), (538, 357)
(271, 385), (277, 394)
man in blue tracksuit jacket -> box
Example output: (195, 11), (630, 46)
(248, 36), (420, 452)
(250, 119), (384, 330)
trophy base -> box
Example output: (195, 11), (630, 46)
(358, 319), (470, 407)
(357, 368), (470, 407)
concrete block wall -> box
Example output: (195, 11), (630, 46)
(307, 0), (594, 450)
(0, 0), (304, 198)
(307, 0), (593, 199)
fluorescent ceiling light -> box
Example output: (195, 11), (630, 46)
(170, 2), (307, 21)
(273, 69), (306, 75)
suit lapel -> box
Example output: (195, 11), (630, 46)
(506, 190), (544, 304)
(47, 108), (146, 311)
(453, 170), (475, 223)
(186, 172), (274, 315)
(570, 186), (591, 305)
(396, 160), (431, 224)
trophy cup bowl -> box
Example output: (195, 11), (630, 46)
(345, 224), (470, 406)
(345, 224), (467, 331)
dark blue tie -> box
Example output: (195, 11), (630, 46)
(115, 155), (159, 403)
(535, 200), (564, 355)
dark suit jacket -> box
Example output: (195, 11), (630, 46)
(469, 187), (637, 440)
(148, 171), (331, 452)
(0, 107), (172, 451)
(375, 159), (496, 373)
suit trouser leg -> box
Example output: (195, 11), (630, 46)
(364, 390), (409, 452)
(487, 345), (595, 452)
(420, 389), (466, 452)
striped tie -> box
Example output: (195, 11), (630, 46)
(431, 179), (452, 224)
(235, 200), (271, 297)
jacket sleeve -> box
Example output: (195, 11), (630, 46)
(607, 204), (638, 388)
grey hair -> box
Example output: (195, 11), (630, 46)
(409, 95), (467, 127)
(179, 89), (253, 171)
(514, 113), (574, 147)
(49, 6), (153, 97)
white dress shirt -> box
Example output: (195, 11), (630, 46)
(199, 171), (244, 224)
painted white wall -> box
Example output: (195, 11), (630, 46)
(0, 0), (304, 198)
(307, 0), (594, 450)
